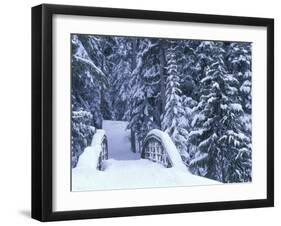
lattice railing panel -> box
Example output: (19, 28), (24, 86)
(97, 137), (108, 171)
(142, 136), (172, 168)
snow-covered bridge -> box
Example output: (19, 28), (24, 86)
(72, 120), (218, 191)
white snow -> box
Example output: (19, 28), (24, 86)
(72, 35), (106, 78)
(207, 96), (217, 104)
(72, 120), (220, 191)
(90, 129), (105, 146)
(230, 103), (243, 112)
(240, 80), (251, 94)
(72, 158), (219, 191)
(74, 55), (105, 77)
(188, 128), (205, 138)
(76, 146), (101, 169)
(189, 153), (208, 166)
(76, 129), (105, 169)
(191, 113), (205, 127)
(103, 120), (139, 160)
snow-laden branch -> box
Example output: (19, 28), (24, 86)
(74, 55), (106, 77)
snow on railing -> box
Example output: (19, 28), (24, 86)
(141, 129), (186, 171)
(76, 129), (108, 171)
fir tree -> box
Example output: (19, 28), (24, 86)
(71, 34), (108, 167)
(226, 42), (252, 114)
(71, 110), (95, 167)
(161, 42), (189, 159)
(189, 41), (251, 182)
(110, 37), (133, 120)
(125, 38), (161, 151)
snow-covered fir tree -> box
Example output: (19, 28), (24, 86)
(226, 42), (252, 114)
(71, 110), (95, 167)
(225, 42), (252, 182)
(109, 37), (133, 120)
(161, 42), (189, 159)
(71, 34), (109, 167)
(189, 41), (251, 182)
(125, 38), (161, 152)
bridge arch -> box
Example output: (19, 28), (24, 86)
(76, 129), (108, 171)
(141, 129), (187, 171)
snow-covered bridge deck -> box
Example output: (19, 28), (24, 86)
(72, 120), (219, 191)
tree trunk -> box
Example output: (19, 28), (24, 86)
(221, 148), (225, 183)
(159, 43), (166, 114)
(131, 38), (137, 70)
(130, 38), (138, 153)
(131, 129), (136, 153)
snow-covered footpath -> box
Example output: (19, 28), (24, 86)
(72, 120), (219, 191)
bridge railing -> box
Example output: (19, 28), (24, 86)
(96, 134), (108, 170)
(141, 134), (172, 168)
(141, 129), (187, 170)
(76, 129), (108, 171)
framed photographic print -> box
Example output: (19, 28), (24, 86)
(32, 4), (274, 221)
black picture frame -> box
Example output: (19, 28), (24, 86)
(32, 3), (274, 222)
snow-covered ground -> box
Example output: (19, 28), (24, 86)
(72, 120), (220, 191)
(103, 120), (140, 160)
